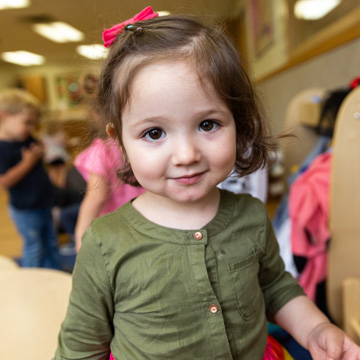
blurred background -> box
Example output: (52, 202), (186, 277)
(0, 0), (359, 129)
(1, 2), (360, 357)
(0, 0), (359, 259)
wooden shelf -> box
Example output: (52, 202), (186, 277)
(256, 5), (360, 84)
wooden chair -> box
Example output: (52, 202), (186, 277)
(0, 255), (19, 269)
(0, 268), (72, 360)
(327, 86), (360, 331)
(280, 87), (327, 179)
(343, 278), (360, 344)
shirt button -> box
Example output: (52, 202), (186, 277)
(209, 304), (218, 314)
(194, 232), (203, 240)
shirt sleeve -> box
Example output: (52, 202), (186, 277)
(54, 226), (114, 359)
(259, 212), (305, 322)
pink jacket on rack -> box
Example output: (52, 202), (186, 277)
(289, 152), (332, 301)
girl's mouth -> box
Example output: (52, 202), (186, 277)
(172, 172), (205, 185)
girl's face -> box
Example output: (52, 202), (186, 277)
(121, 60), (236, 205)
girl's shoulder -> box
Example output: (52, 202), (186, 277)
(89, 203), (135, 239)
(221, 189), (267, 215)
(82, 203), (147, 265)
(220, 190), (270, 235)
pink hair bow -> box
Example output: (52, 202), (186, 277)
(103, 6), (158, 48)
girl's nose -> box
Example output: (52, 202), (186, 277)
(172, 136), (201, 166)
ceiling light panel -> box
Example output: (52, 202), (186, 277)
(0, 0), (30, 10)
(294, 0), (342, 20)
(33, 22), (84, 43)
(76, 45), (108, 60)
(1, 51), (45, 66)
(157, 11), (170, 16)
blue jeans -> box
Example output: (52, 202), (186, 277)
(9, 206), (61, 269)
(59, 202), (81, 235)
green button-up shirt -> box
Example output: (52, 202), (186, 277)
(55, 190), (304, 359)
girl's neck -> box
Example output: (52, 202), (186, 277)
(132, 189), (221, 230)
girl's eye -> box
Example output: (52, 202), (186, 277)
(144, 128), (165, 141)
(199, 120), (218, 132)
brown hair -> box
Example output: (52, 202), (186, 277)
(96, 15), (276, 185)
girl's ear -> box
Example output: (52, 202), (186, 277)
(106, 123), (116, 139)
(106, 122), (128, 161)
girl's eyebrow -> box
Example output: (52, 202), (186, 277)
(129, 108), (231, 129)
(128, 116), (165, 130)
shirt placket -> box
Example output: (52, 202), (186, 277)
(188, 230), (233, 360)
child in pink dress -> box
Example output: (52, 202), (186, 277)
(74, 137), (144, 251)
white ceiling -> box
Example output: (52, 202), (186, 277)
(0, 0), (237, 68)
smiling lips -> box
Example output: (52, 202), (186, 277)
(172, 172), (205, 185)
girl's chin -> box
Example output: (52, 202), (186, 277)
(168, 189), (218, 204)
(142, 182), (219, 204)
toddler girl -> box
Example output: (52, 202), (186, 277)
(55, 7), (360, 360)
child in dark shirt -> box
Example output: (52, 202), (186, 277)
(0, 89), (60, 269)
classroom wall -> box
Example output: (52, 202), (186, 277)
(1, 1), (358, 136)
(0, 66), (15, 90)
(244, 0), (289, 80)
(0, 60), (102, 111)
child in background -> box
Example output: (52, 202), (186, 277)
(218, 166), (268, 203)
(0, 89), (60, 269)
(41, 120), (70, 188)
(73, 111), (144, 252)
(55, 8), (360, 360)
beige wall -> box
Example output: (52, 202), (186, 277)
(257, 36), (360, 134)
(239, 0), (360, 136)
